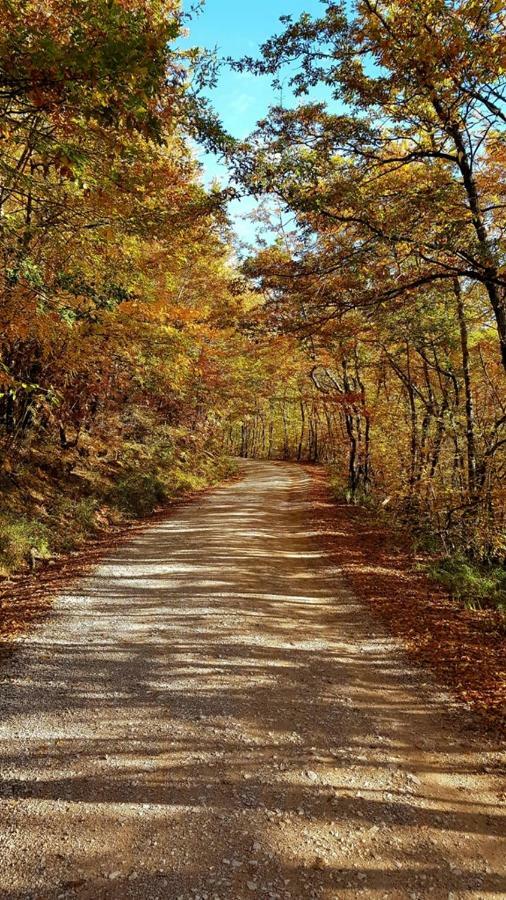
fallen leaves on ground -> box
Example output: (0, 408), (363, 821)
(309, 470), (506, 737)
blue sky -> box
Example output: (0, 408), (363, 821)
(181, 0), (325, 247)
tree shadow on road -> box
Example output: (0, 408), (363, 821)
(0, 462), (504, 899)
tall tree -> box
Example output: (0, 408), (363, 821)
(233, 0), (506, 370)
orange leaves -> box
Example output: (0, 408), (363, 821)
(0, 1), (254, 464)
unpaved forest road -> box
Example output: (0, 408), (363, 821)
(0, 462), (505, 900)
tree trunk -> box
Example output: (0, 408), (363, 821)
(454, 278), (477, 495)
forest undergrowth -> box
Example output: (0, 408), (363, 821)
(326, 467), (506, 615)
(0, 409), (236, 577)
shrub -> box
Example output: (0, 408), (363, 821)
(168, 467), (205, 495)
(328, 468), (374, 507)
(49, 497), (102, 551)
(73, 498), (100, 532)
(0, 516), (51, 575)
(427, 554), (506, 612)
(110, 471), (167, 517)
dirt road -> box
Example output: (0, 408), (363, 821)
(0, 461), (504, 899)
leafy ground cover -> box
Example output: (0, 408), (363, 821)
(311, 469), (506, 735)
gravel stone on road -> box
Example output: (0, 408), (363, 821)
(0, 461), (504, 899)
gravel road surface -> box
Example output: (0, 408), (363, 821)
(0, 461), (504, 899)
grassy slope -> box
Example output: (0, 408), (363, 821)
(0, 413), (236, 578)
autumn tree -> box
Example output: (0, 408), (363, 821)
(225, 0), (506, 556)
(233, 0), (506, 371)
(0, 0), (254, 568)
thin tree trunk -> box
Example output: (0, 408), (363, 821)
(454, 278), (477, 495)
(297, 400), (306, 461)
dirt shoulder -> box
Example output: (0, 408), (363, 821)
(309, 468), (506, 736)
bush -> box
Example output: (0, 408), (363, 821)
(427, 554), (506, 612)
(49, 497), (102, 551)
(0, 426), (236, 576)
(110, 471), (167, 517)
(73, 497), (100, 532)
(0, 516), (51, 575)
(168, 466), (205, 495)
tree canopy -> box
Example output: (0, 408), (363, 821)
(228, 0), (506, 558)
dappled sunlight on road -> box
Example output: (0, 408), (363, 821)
(0, 462), (504, 899)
